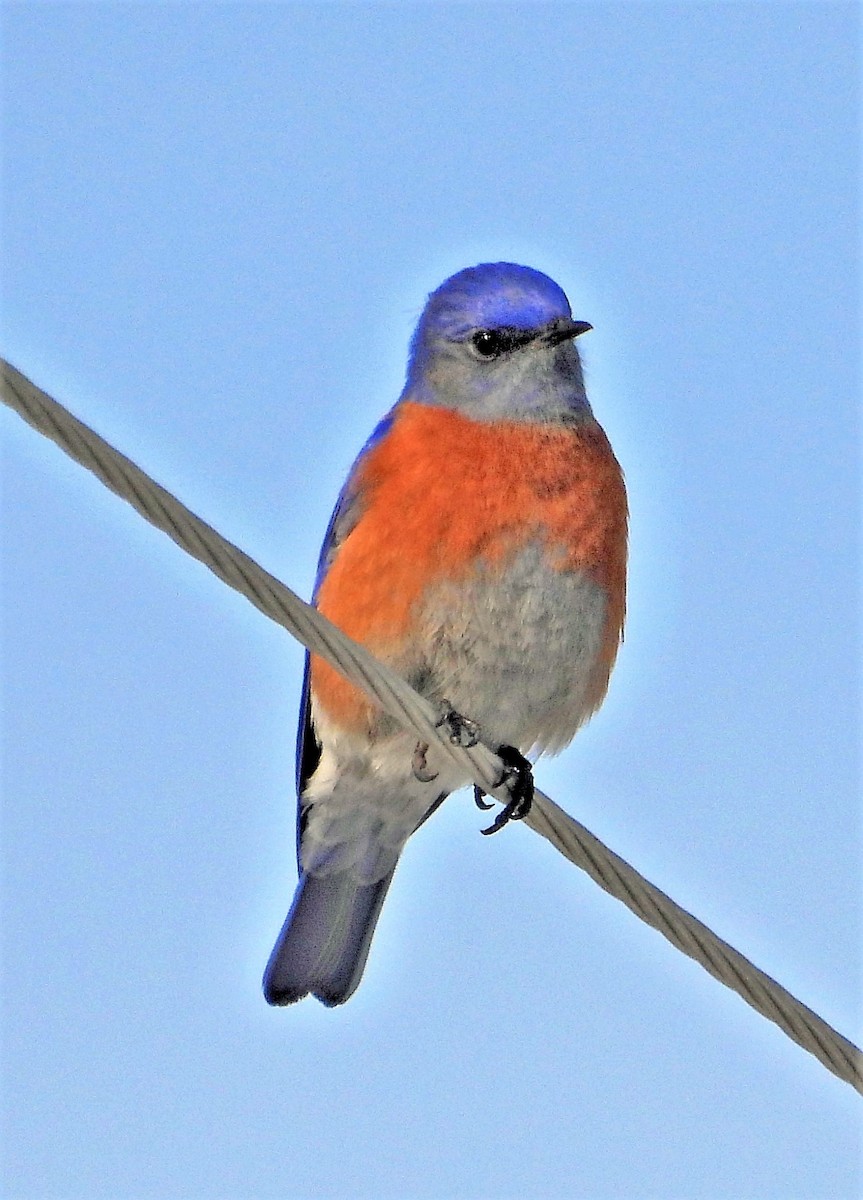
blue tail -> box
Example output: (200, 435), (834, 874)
(262, 866), (397, 1007)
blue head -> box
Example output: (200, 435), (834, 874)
(403, 263), (593, 423)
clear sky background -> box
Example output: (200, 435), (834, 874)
(2, 4), (860, 1198)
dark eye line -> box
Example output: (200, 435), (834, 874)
(470, 327), (537, 359)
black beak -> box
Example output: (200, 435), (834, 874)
(544, 317), (592, 346)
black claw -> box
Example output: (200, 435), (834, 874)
(473, 785), (494, 811)
(412, 742), (438, 783)
(435, 700), (480, 748)
(479, 745), (534, 836)
(480, 807), (517, 836)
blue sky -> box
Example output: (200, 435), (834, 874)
(2, 3), (860, 1198)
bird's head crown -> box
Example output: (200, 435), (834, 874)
(414, 263), (572, 347)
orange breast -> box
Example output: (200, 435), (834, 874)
(312, 401), (628, 732)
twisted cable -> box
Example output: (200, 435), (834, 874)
(3, 357), (860, 1092)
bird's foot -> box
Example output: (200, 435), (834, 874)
(412, 704), (479, 783)
(434, 700), (480, 748)
(479, 745), (534, 836)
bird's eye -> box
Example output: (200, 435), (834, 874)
(471, 330), (504, 359)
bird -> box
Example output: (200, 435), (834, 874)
(263, 262), (627, 1007)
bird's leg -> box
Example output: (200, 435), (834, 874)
(414, 704), (533, 834)
(479, 745), (534, 836)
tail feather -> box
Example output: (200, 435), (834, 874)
(262, 866), (397, 1007)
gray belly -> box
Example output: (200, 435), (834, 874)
(416, 542), (607, 755)
(301, 542), (607, 880)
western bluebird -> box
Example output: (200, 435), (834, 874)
(263, 262), (627, 1006)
